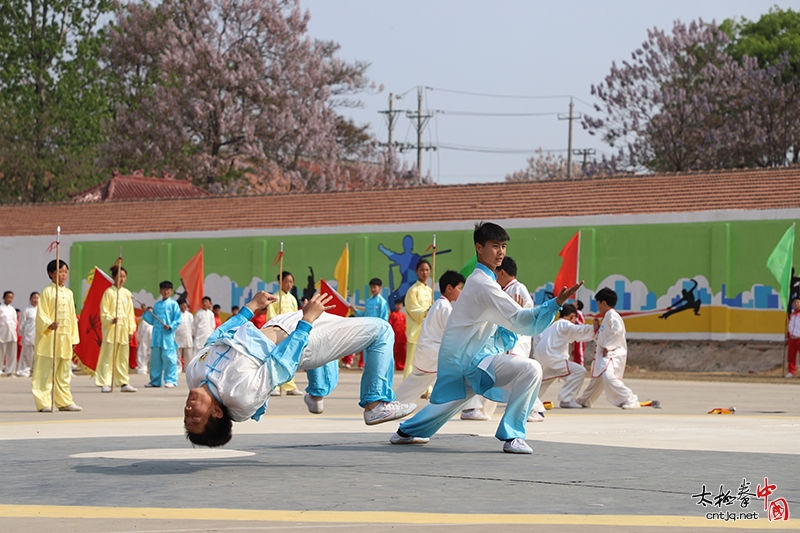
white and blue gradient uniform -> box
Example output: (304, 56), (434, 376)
(188, 306), (399, 416)
(186, 306), (311, 422)
(399, 262), (560, 442)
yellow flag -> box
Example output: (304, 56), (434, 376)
(334, 243), (349, 298)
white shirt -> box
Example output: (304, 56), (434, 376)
(193, 308), (216, 347)
(137, 318), (153, 348)
(20, 305), (37, 346)
(175, 310), (194, 348)
(533, 319), (594, 379)
(412, 296), (453, 373)
(503, 278), (534, 357)
(591, 308), (627, 377)
(0, 302), (17, 343)
(789, 311), (800, 339)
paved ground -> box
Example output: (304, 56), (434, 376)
(1, 369), (799, 532)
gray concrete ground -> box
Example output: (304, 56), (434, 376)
(1, 369), (799, 532)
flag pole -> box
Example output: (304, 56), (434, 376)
(575, 230), (581, 302)
(110, 247), (123, 393)
(51, 226), (60, 413)
(131, 295), (168, 328)
(431, 234), (437, 293)
(278, 241), (284, 311)
(345, 242), (349, 300)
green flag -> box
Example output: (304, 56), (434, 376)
(459, 255), (477, 278)
(767, 223), (795, 310)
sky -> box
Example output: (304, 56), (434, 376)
(301, 0), (799, 185)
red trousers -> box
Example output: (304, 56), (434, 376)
(788, 337), (800, 375)
(393, 338), (407, 371)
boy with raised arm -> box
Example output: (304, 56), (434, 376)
(184, 291), (415, 447)
(390, 222), (581, 454)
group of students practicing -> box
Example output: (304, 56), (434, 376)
(182, 221), (642, 455)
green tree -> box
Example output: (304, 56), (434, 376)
(722, 7), (800, 72)
(0, 0), (112, 203)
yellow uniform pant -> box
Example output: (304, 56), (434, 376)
(95, 341), (131, 387)
(281, 378), (298, 392)
(32, 355), (74, 411)
(403, 342), (418, 379)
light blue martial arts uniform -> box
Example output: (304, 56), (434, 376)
(305, 292), (389, 397)
(398, 262), (560, 442)
(144, 298), (182, 387)
(204, 306), (398, 409)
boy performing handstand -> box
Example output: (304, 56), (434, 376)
(390, 222), (581, 454)
(184, 291), (415, 447)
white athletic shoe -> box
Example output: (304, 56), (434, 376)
(39, 406), (52, 413)
(527, 411), (546, 422)
(389, 432), (429, 445)
(786, 372), (795, 378)
(559, 400), (583, 409)
(364, 401), (416, 426)
(460, 408), (489, 421)
(121, 384), (137, 393)
(621, 400), (641, 409)
(58, 404), (83, 412)
(164, 383), (177, 389)
(100, 386), (112, 393)
(503, 438), (533, 454)
(304, 393), (324, 414)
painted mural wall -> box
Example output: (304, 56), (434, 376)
(65, 217), (798, 341)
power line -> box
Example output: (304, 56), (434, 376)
(427, 86), (574, 100)
(438, 110), (560, 117)
(438, 143), (569, 155)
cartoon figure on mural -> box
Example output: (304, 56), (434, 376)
(660, 278), (702, 319)
(379, 235), (450, 308)
(302, 267), (316, 304)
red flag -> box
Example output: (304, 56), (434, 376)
(74, 267), (114, 371)
(319, 279), (351, 317)
(180, 246), (204, 314)
(270, 250), (284, 267)
(553, 231), (580, 297)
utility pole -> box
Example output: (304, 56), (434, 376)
(573, 148), (596, 172)
(378, 92), (402, 151)
(405, 86), (436, 184)
(558, 97), (583, 180)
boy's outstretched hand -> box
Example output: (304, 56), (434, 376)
(555, 281), (584, 306)
(302, 293), (335, 324)
(247, 291), (279, 313)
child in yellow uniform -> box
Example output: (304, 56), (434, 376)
(95, 265), (138, 392)
(32, 260), (81, 412)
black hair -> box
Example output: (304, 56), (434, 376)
(3, 291), (12, 299)
(576, 300), (584, 311)
(560, 303), (577, 317)
(231, 305), (240, 312)
(110, 265), (127, 278)
(415, 259), (431, 272)
(474, 221), (510, 245)
(212, 304), (221, 311)
(159, 280), (173, 290)
(30, 291), (39, 299)
(439, 270), (466, 294)
(394, 297), (405, 306)
(497, 256), (517, 277)
(202, 296), (212, 303)
(46, 259), (68, 275)
(185, 404), (233, 448)
(277, 271), (293, 282)
(369, 277), (383, 287)
(595, 287), (618, 308)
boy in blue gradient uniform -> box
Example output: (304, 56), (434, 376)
(141, 280), (182, 388)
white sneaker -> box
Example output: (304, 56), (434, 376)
(527, 411), (546, 422)
(270, 387), (281, 397)
(39, 406), (52, 413)
(59, 404), (83, 412)
(621, 400), (641, 409)
(786, 372), (795, 378)
(460, 408), (489, 421)
(560, 400), (583, 409)
(100, 386), (112, 393)
(121, 384), (137, 393)
(164, 383), (177, 389)
(304, 393), (324, 414)
(503, 438), (532, 454)
(364, 401), (416, 426)
(389, 432), (429, 445)
(285, 389), (303, 396)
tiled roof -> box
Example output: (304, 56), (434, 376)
(71, 174), (212, 203)
(1, 166), (797, 237)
